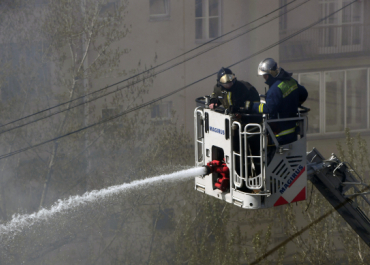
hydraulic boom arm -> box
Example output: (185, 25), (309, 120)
(307, 148), (370, 247)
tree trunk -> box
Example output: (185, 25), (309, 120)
(39, 141), (58, 209)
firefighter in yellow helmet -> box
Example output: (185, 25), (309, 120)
(209, 67), (260, 114)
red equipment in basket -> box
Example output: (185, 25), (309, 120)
(205, 160), (230, 192)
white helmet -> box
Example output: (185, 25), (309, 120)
(258, 58), (280, 77)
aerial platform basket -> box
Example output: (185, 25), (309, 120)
(194, 97), (309, 209)
(194, 96), (370, 247)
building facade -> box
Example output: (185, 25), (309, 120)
(95, 0), (279, 136)
(96, 0), (370, 159)
(279, 0), (370, 157)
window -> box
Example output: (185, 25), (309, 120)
(319, 0), (363, 53)
(0, 44), (20, 102)
(149, 0), (170, 20)
(99, 1), (118, 17)
(151, 101), (172, 121)
(346, 69), (367, 130)
(300, 73), (320, 134)
(325, 71), (345, 132)
(0, 42), (50, 102)
(34, 0), (48, 6)
(279, 0), (288, 31)
(195, 0), (221, 40)
(296, 68), (370, 135)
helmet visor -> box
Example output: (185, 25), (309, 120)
(258, 68), (269, 76)
(219, 74), (235, 84)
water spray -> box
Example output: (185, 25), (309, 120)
(0, 167), (206, 237)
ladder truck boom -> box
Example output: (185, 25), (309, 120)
(307, 148), (370, 247)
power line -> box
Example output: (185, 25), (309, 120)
(0, 0), (301, 132)
(0, 0), (310, 136)
(20, 1), (311, 202)
(19, 1), (362, 262)
(0, 0), (354, 161)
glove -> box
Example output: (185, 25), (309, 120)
(209, 103), (218, 109)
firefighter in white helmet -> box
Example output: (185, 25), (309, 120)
(252, 58), (308, 145)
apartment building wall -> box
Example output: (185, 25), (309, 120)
(92, 0), (280, 136)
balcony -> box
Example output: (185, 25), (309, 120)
(279, 23), (370, 62)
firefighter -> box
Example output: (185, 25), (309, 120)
(210, 67), (261, 177)
(252, 58), (308, 145)
(209, 67), (260, 114)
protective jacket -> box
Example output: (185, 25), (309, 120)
(252, 68), (308, 145)
(210, 80), (260, 113)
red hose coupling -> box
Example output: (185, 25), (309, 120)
(215, 177), (230, 192)
(205, 160), (230, 192)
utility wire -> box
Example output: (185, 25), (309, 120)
(22, 1), (362, 262)
(38, 0), (310, 200)
(0, 74), (210, 160)
(0, 0), (298, 130)
(6, 3), (364, 260)
(0, 0), (354, 161)
(0, 0), (358, 160)
(0, 0), (310, 136)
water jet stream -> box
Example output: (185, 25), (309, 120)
(0, 167), (206, 237)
